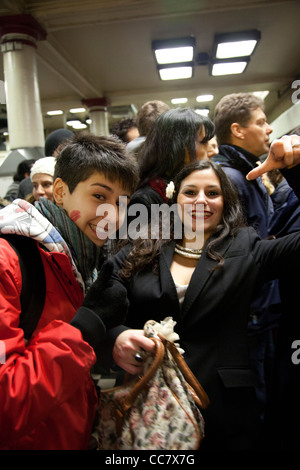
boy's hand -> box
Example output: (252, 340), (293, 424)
(82, 260), (129, 329)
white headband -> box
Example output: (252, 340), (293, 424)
(30, 157), (56, 180)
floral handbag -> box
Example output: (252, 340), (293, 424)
(97, 318), (210, 450)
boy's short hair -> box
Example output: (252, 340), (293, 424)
(214, 93), (264, 145)
(54, 134), (139, 194)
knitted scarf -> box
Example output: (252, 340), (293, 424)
(0, 198), (100, 292)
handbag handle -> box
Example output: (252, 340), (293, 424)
(118, 337), (165, 413)
(118, 336), (209, 413)
(165, 340), (210, 409)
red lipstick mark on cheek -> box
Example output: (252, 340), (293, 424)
(70, 210), (81, 222)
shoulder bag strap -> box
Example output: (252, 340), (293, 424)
(1, 234), (46, 339)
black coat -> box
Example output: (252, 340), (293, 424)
(108, 227), (300, 450)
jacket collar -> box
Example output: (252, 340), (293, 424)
(159, 237), (232, 317)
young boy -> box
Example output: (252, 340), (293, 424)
(0, 134), (138, 450)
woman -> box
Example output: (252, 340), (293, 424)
(127, 108), (215, 222)
(91, 142), (300, 450)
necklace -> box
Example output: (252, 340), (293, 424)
(175, 243), (203, 259)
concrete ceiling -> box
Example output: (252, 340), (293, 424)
(0, 0), (299, 134)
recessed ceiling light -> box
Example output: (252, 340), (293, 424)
(47, 110), (63, 116)
(72, 122), (87, 129)
(69, 107), (86, 113)
(194, 108), (210, 117)
(171, 98), (188, 104)
(196, 94), (214, 102)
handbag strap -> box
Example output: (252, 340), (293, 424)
(164, 340), (210, 409)
(118, 337), (165, 413)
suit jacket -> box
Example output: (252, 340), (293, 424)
(109, 227), (300, 450)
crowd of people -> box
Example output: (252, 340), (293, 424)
(0, 93), (299, 450)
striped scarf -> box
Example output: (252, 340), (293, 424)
(35, 198), (101, 288)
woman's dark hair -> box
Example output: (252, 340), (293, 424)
(137, 107), (215, 186)
(54, 133), (139, 194)
(119, 159), (245, 279)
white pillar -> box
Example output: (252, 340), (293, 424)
(82, 98), (110, 136)
(0, 15), (46, 150)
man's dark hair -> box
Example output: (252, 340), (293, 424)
(54, 133), (139, 194)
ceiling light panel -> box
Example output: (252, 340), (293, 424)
(155, 46), (194, 64)
(213, 30), (261, 59)
(159, 66), (193, 80)
(152, 37), (195, 64)
(216, 40), (257, 59)
(211, 60), (248, 76)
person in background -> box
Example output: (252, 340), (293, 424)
(17, 128), (74, 200)
(212, 93), (285, 420)
(29, 156), (56, 203)
(110, 117), (139, 143)
(205, 136), (219, 158)
(44, 128), (75, 157)
(0, 133), (138, 450)
(4, 159), (35, 202)
(267, 168), (291, 210)
(247, 136), (300, 449)
(126, 107), (215, 226)
(126, 100), (170, 157)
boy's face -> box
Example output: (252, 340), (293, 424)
(54, 171), (131, 246)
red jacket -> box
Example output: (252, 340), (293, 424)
(0, 238), (98, 450)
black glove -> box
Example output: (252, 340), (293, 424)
(71, 260), (129, 350)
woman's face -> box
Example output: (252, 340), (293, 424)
(177, 168), (224, 244)
(32, 174), (54, 202)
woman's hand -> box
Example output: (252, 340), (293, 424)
(246, 134), (300, 180)
(113, 329), (156, 374)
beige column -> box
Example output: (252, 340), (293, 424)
(0, 15), (46, 150)
(82, 97), (110, 136)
